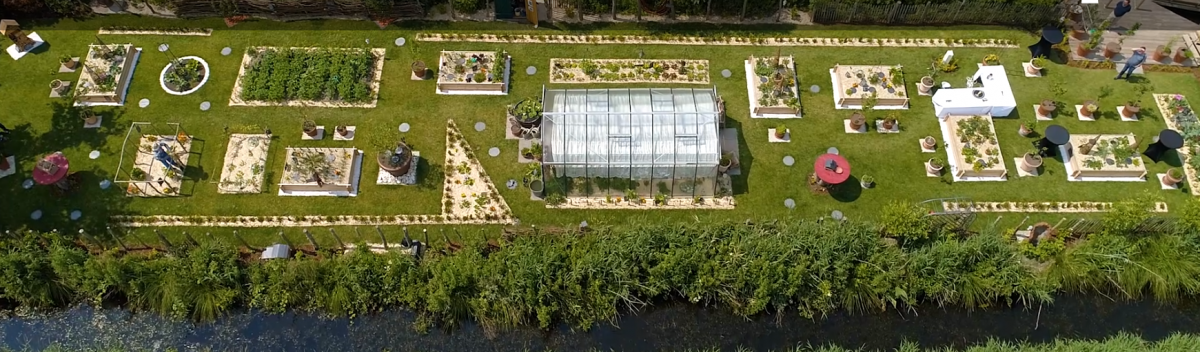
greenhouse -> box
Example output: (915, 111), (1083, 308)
(541, 87), (723, 198)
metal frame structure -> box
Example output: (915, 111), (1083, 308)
(540, 86), (722, 198)
(113, 122), (188, 195)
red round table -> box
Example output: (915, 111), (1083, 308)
(33, 152), (70, 188)
(814, 153), (851, 185)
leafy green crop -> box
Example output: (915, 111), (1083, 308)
(240, 48), (376, 103)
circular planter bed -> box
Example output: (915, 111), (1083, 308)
(159, 56), (210, 95)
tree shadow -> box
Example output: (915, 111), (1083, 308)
(829, 175), (863, 203)
(722, 118), (750, 196)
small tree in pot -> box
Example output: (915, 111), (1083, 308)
(60, 55), (76, 70)
(927, 157), (944, 175)
(336, 125), (349, 137)
(922, 136), (937, 150)
(1018, 121), (1035, 137)
(302, 118), (318, 137)
(718, 153), (733, 173)
(881, 111), (899, 131)
(1080, 101), (1098, 118)
(79, 107), (99, 126)
(917, 75), (935, 95)
(859, 175), (875, 189)
(774, 124), (787, 139)
(849, 111), (866, 131)
(411, 60), (427, 79)
(1021, 149), (1043, 173)
(1122, 100), (1140, 118)
(981, 54), (1000, 66)
(1163, 168), (1184, 186)
(1037, 99), (1057, 117)
(1026, 56), (1046, 76)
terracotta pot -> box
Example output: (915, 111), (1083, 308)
(1080, 102), (1096, 117)
(922, 136), (936, 150)
(1031, 222), (1055, 244)
(1037, 100), (1056, 116)
(882, 119), (896, 130)
(304, 126), (318, 137)
(62, 59), (76, 70)
(0, 156), (8, 171)
(1162, 169), (1183, 185)
(926, 159), (943, 174)
(1103, 43), (1121, 59)
(50, 80), (63, 90)
(1019, 124), (1032, 137)
(509, 121), (523, 137)
(774, 129), (787, 139)
(1020, 153), (1042, 173)
(84, 114), (99, 125)
(1153, 45), (1167, 62)
(336, 126), (349, 136)
(412, 61), (426, 78)
(1070, 24), (1086, 40)
(1075, 43), (1091, 57)
(378, 149), (413, 177)
(1175, 49), (1187, 63)
(850, 112), (866, 129)
(1025, 60), (1041, 75)
(1122, 105), (1140, 117)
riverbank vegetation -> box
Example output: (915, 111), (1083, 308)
(1, 198), (1199, 332)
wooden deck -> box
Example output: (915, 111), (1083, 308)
(1066, 0), (1200, 66)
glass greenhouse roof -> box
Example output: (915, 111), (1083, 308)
(541, 88), (722, 170)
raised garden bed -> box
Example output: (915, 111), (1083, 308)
(442, 120), (512, 222)
(943, 201), (1170, 213)
(1065, 134), (1146, 179)
(1156, 93), (1200, 194)
(231, 47), (385, 108)
(416, 33), (1020, 48)
(75, 44), (141, 106)
(436, 50), (510, 94)
(945, 115), (1006, 179)
(159, 56), (209, 95)
(746, 55), (800, 117)
(549, 58), (709, 84)
(217, 134), (270, 194)
(126, 134), (190, 197)
(279, 147), (360, 196)
(831, 64), (909, 109)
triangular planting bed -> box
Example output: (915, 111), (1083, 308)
(442, 120), (513, 223)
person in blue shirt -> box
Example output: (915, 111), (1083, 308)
(1116, 47), (1147, 80)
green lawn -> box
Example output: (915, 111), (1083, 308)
(2, 16), (1197, 245)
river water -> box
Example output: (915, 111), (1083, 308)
(1, 295), (1197, 351)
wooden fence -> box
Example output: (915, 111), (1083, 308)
(810, 0), (1060, 27)
(554, 0), (796, 22)
(170, 0), (426, 20)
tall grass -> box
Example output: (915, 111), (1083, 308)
(1, 206), (1198, 330)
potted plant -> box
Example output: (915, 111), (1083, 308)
(1018, 121), (1034, 137)
(1103, 42), (1122, 59)
(522, 143), (543, 161)
(336, 125), (349, 137)
(302, 119), (318, 137)
(1163, 168), (1184, 186)
(927, 158), (944, 174)
(1037, 99), (1056, 117)
(474, 72), (486, 83)
(918, 75), (934, 95)
(377, 140), (414, 177)
(59, 55), (75, 70)
(922, 136), (937, 150)
(509, 97), (543, 128)
(1153, 45), (1168, 62)
(1077, 39), (1098, 57)
(1123, 100), (1140, 118)
(881, 111), (899, 131)
(859, 175), (875, 189)
(80, 108), (99, 126)
(1027, 56), (1047, 76)
(774, 124), (787, 139)
(1021, 151), (1043, 173)
(50, 79), (63, 91)
(1080, 101), (1098, 118)
(131, 168), (147, 180)
(981, 54), (1000, 66)
(850, 111), (866, 131)
(1175, 48), (1189, 63)
(412, 60), (427, 79)
(719, 153), (733, 173)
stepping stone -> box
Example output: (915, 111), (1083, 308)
(89, 150), (100, 159)
(526, 66), (537, 75)
(721, 69), (731, 78)
(138, 99), (150, 108)
(810, 85), (820, 93)
(831, 210), (845, 220)
(506, 179), (518, 189)
(395, 37), (406, 46)
(827, 147), (839, 155)
(30, 210), (41, 220)
(364, 38), (370, 44)
(221, 47), (232, 56)
(475, 122), (486, 132)
(399, 123), (410, 132)
(200, 101), (211, 111)
(99, 179), (112, 189)
(783, 155), (795, 166)
(22, 179), (34, 189)
(488, 147), (500, 157)
(70, 210), (81, 220)
(784, 198), (795, 209)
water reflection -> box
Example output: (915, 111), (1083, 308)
(1, 295), (1198, 351)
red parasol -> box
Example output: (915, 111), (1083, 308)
(814, 153), (851, 185)
(32, 152), (69, 185)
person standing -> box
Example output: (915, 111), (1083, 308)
(1115, 47), (1147, 80)
(1110, 0), (1133, 28)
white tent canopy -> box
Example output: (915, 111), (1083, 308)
(932, 65), (1016, 118)
(541, 87), (722, 196)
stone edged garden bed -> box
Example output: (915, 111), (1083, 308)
(945, 115), (1007, 179)
(416, 33), (1019, 48)
(436, 50), (509, 94)
(229, 47), (386, 108)
(1064, 134), (1146, 179)
(442, 120), (513, 222)
(98, 27), (213, 36)
(746, 55), (801, 117)
(127, 134), (190, 197)
(549, 58), (710, 84)
(159, 56), (209, 95)
(1155, 93), (1200, 195)
(943, 201), (1170, 213)
(109, 214), (515, 227)
(75, 44), (141, 106)
(217, 134), (270, 194)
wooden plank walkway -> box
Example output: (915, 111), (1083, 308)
(1067, 29), (1196, 65)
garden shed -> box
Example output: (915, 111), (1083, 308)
(541, 87), (723, 198)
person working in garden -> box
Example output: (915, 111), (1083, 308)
(1109, 0), (1132, 28)
(1115, 47), (1147, 80)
